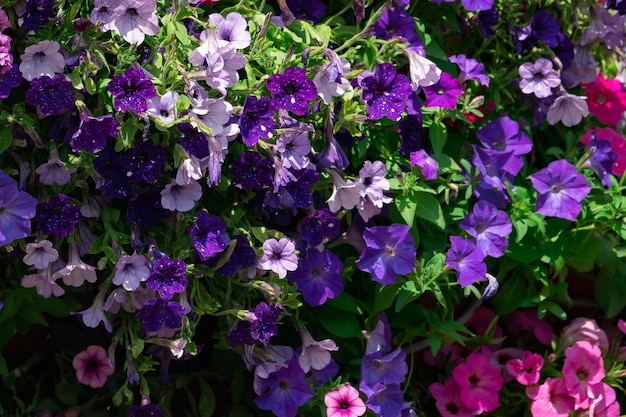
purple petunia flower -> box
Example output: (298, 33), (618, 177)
(0, 170), (37, 247)
(113, 253), (150, 291)
(287, 0), (327, 23)
(127, 187), (167, 231)
(146, 91), (178, 124)
(265, 168), (319, 209)
(0, 65), (23, 99)
(254, 359), (314, 417)
(445, 236), (487, 287)
(177, 122), (209, 159)
(17, 0), (54, 33)
(266, 67), (317, 116)
(289, 248), (344, 307)
(518, 58), (561, 99)
(146, 257), (188, 300)
(476, 116), (532, 156)
(36, 194), (82, 238)
(35, 148), (77, 185)
(93, 143), (133, 199)
(71, 112), (120, 153)
(227, 302), (283, 346)
(361, 349), (408, 390)
(25, 75), (75, 116)
(584, 136), (616, 187)
(120, 139), (168, 184)
(136, 298), (186, 332)
(514, 10), (561, 53)
(277, 133), (310, 170)
(109, 0), (159, 45)
(530, 160), (592, 221)
(128, 404), (166, 417)
(239, 96), (276, 146)
(372, 7), (424, 53)
(189, 210), (230, 261)
(398, 114), (427, 155)
(259, 237), (298, 279)
(208, 12), (251, 49)
(409, 150), (439, 180)
(449, 54), (490, 87)
(356, 224), (416, 286)
(423, 72), (463, 109)
(229, 151), (274, 190)
(461, 0), (494, 11)
(477, 9), (499, 38)
(107, 67), (156, 113)
(299, 209), (340, 246)
(361, 62), (412, 121)
(459, 201), (512, 258)
(160, 179), (203, 212)
(202, 234), (255, 275)
(362, 383), (405, 417)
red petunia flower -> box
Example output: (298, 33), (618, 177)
(581, 73), (626, 125)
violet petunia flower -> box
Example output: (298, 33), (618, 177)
(423, 72), (463, 109)
(36, 194), (81, 238)
(146, 91), (179, 124)
(584, 136), (616, 187)
(229, 151), (274, 190)
(476, 116), (532, 156)
(108, 67), (157, 114)
(239, 96), (275, 146)
(449, 54), (490, 87)
(17, 0), (54, 33)
(254, 359), (314, 417)
(23, 240), (58, 269)
(361, 62), (412, 121)
(0, 170), (37, 247)
(71, 111), (120, 153)
(289, 248), (344, 307)
(146, 257), (188, 300)
(136, 298), (186, 332)
(129, 404), (166, 417)
(259, 237), (298, 278)
(189, 210), (230, 261)
(372, 7), (424, 53)
(266, 67), (317, 116)
(445, 236), (487, 288)
(409, 149), (438, 180)
(299, 209), (340, 246)
(35, 148), (76, 185)
(356, 224), (416, 286)
(286, 0), (327, 24)
(529, 159), (591, 221)
(277, 132), (311, 170)
(25, 75), (75, 116)
(228, 302), (283, 347)
(53, 242), (97, 287)
(160, 179), (203, 212)
(461, 0), (494, 11)
(361, 349), (408, 390)
(459, 201), (512, 258)
(518, 58), (561, 99)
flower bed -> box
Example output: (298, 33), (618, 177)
(0, 0), (625, 416)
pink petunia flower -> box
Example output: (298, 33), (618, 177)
(528, 377), (575, 417)
(452, 351), (503, 413)
(581, 127), (626, 175)
(581, 74), (626, 125)
(429, 377), (479, 417)
(324, 384), (366, 417)
(505, 350), (543, 386)
(72, 345), (115, 388)
(560, 317), (609, 354)
(562, 340), (605, 409)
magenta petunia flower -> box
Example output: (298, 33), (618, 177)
(505, 350), (543, 386)
(429, 377), (479, 417)
(529, 159), (591, 221)
(72, 345), (115, 388)
(452, 352), (503, 413)
(356, 224), (416, 286)
(423, 72), (463, 109)
(528, 377), (575, 417)
(324, 384), (366, 417)
(562, 340), (605, 409)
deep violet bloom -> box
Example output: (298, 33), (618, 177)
(361, 62), (412, 121)
(0, 170), (37, 247)
(265, 168), (319, 209)
(299, 209), (341, 246)
(0, 65), (23, 99)
(398, 114), (427, 155)
(71, 114), (120, 153)
(36, 194), (82, 238)
(445, 236), (487, 288)
(258, 237), (298, 279)
(72, 345), (115, 388)
(324, 384), (366, 417)
(529, 160), (591, 221)
(127, 187), (167, 231)
(515, 10), (561, 53)
(254, 359), (314, 417)
(136, 298), (186, 332)
(289, 248), (344, 307)
(229, 151), (274, 190)
(459, 201), (512, 258)
(287, 0), (327, 23)
(146, 257), (188, 300)
(266, 67), (317, 116)
(423, 72), (462, 109)
(239, 96), (275, 146)
(372, 7), (424, 53)
(128, 404), (166, 417)
(227, 302), (283, 346)
(119, 139), (168, 184)
(356, 224), (416, 286)
(17, 0), (54, 33)
(452, 352), (503, 413)
(207, 234), (255, 275)
(476, 116), (532, 156)
(477, 9), (498, 38)
(93, 143), (133, 199)
(176, 122), (209, 159)
(107, 67), (157, 113)
(362, 382), (405, 417)
(25, 75), (75, 116)
(584, 135), (617, 187)
(189, 211), (230, 261)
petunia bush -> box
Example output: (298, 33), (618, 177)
(1, 0), (626, 416)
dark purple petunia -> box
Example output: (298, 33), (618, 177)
(584, 136), (616, 187)
(361, 62), (412, 121)
(176, 122), (209, 159)
(423, 72), (462, 110)
(71, 114), (119, 153)
(398, 114), (427, 155)
(227, 302), (283, 347)
(299, 209), (340, 246)
(36, 194), (82, 238)
(25, 75), (75, 116)
(119, 139), (168, 184)
(0, 170), (37, 247)
(127, 187), (167, 231)
(129, 404), (166, 417)
(93, 143), (133, 199)
(206, 235), (255, 276)
(0, 65), (23, 99)
(254, 359), (314, 417)
(108, 67), (157, 114)
(356, 224), (416, 286)
(266, 67), (317, 116)
(189, 210), (230, 261)
(286, 0), (327, 23)
(146, 257), (188, 300)
(18, 0), (54, 33)
(372, 7), (424, 53)
(239, 96), (276, 146)
(477, 9), (499, 38)
(529, 159), (591, 221)
(361, 349), (408, 389)
(445, 236), (487, 288)
(289, 248), (344, 307)
(265, 168), (319, 209)
(229, 151), (274, 190)
(459, 200), (512, 258)
(607, 0), (626, 14)
(555, 32), (575, 71)
(514, 10), (561, 54)
(136, 298), (186, 332)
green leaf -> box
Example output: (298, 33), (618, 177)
(414, 191), (445, 229)
(55, 378), (78, 406)
(317, 308), (363, 338)
(198, 379), (216, 417)
(395, 281), (423, 312)
(0, 125), (10, 154)
(131, 338), (144, 357)
(394, 194), (417, 226)
(492, 275), (525, 315)
(429, 121), (447, 155)
(326, 292), (364, 314)
(594, 267), (626, 317)
(566, 231), (600, 272)
(373, 284), (401, 314)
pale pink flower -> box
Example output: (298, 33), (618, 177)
(505, 350), (543, 386)
(452, 352), (503, 413)
(562, 340), (605, 409)
(528, 377), (575, 417)
(19, 40), (65, 81)
(52, 243), (97, 287)
(23, 239), (58, 269)
(72, 345), (115, 388)
(324, 384), (366, 417)
(298, 328), (338, 372)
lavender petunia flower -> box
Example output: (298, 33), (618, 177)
(363, 314), (392, 355)
(313, 49), (351, 104)
(361, 349), (408, 389)
(356, 225), (416, 286)
(239, 96), (275, 146)
(449, 54), (490, 87)
(461, 0), (494, 11)
(289, 248), (344, 306)
(146, 257), (188, 300)
(361, 62), (412, 121)
(404, 48), (441, 89)
(297, 328), (338, 372)
(22, 268), (65, 298)
(53, 243), (98, 287)
(146, 91), (179, 124)
(530, 160), (592, 221)
(72, 287), (112, 332)
(190, 96), (232, 136)
(277, 132), (310, 170)
(35, 148), (76, 185)
(25, 75), (75, 116)
(160, 179), (203, 212)
(317, 118), (349, 169)
(259, 237), (298, 279)
(19, 40), (64, 81)
(0, 170), (37, 247)
(445, 236), (487, 288)
(266, 67), (317, 116)
(23, 240), (58, 269)
(90, 0), (117, 30)
(189, 210), (230, 261)
(208, 12), (251, 49)
(518, 58), (561, 99)
(326, 170), (364, 213)
(423, 72), (463, 109)
(108, 67), (157, 114)
(546, 93), (589, 127)
(113, 253), (150, 291)
(136, 298), (186, 332)
(459, 201), (512, 258)
(36, 194), (81, 238)
(110, 0), (159, 45)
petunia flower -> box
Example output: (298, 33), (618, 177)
(445, 236), (487, 287)
(289, 248), (344, 306)
(361, 62), (412, 121)
(36, 194), (82, 238)
(25, 75), (75, 116)
(146, 91), (179, 124)
(189, 210), (230, 261)
(461, 0), (494, 11)
(518, 58), (561, 99)
(52, 243), (98, 287)
(258, 237), (298, 279)
(21, 267), (65, 298)
(459, 200), (512, 258)
(449, 54), (490, 87)
(562, 340), (605, 409)
(18, 40), (64, 81)
(108, 67), (157, 114)
(266, 67), (317, 116)
(452, 352), (503, 413)
(113, 253), (150, 291)
(72, 345), (115, 388)
(136, 298), (186, 332)
(208, 12), (251, 49)
(423, 72), (463, 109)
(429, 377), (479, 417)
(409, 149), (438, 180)
(146, 257), (188, 300)
(160, 179), (203, 212)
(128, 404), (166, 417)
(71, 109), (120, 153)
(546, 93), (589, 127)
(35, 148), (77, 185)
(0, 170), (37, 247)
(23, 240), (58, 269)
(528, 377), (575, 417)
(476, 116), (532, 156)
(297, 328), (338, 372)
(505, 351), (543, 386)
(581, 73), (626, 125)
(324, 384), (366, 417)
(110, 0), (159, 45)
(529, 159), (591, 221)
(404, 48), (441, 89)
(239, 96), (275, 146)
(254, 359), (314, 417)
